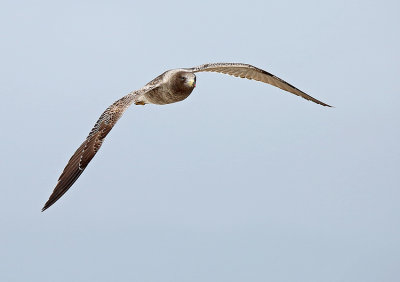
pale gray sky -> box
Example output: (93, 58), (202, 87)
(1, 0), (399, 281)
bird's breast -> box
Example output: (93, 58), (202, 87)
(144, 87), (194, 105)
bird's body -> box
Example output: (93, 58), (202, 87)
(42, 62), (331, 211)
(135, 69), (196, 105)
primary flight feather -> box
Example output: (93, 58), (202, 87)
(42, 62), (331, 211)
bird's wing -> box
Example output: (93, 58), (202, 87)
(42, 87), (154, 211)
(188, 63), (331, 107)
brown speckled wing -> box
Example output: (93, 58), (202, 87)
(189, 63), (331, 107)
(42, 93), (137, 211)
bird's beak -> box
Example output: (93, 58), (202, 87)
(187, 77), (196, 87)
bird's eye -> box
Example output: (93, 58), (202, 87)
(180, 76), (186, 81)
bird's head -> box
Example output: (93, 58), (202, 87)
(174, 71), (196, 91)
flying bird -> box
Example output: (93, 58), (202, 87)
(42, 63), (331, 211)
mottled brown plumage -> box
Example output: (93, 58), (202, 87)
(42, 63), (331, 211)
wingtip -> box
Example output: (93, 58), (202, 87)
(41, 201), (51, 212)
(316, 100), (333, 108)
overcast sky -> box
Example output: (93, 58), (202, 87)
(1, 0), (399, 281)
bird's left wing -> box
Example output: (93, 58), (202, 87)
(188, 63), (331, 107)
(42, 85), (157, 211)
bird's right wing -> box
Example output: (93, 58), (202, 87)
(42, 84), (159, 211)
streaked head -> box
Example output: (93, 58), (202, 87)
(179, 71), (196, 88)
(163, 70), (197, 103)
(173, 71), (196, 90)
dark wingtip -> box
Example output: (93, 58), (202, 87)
(41, 204), (49, 212)
(41, 199), (54, 212)
(315, 100), (333, 108)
